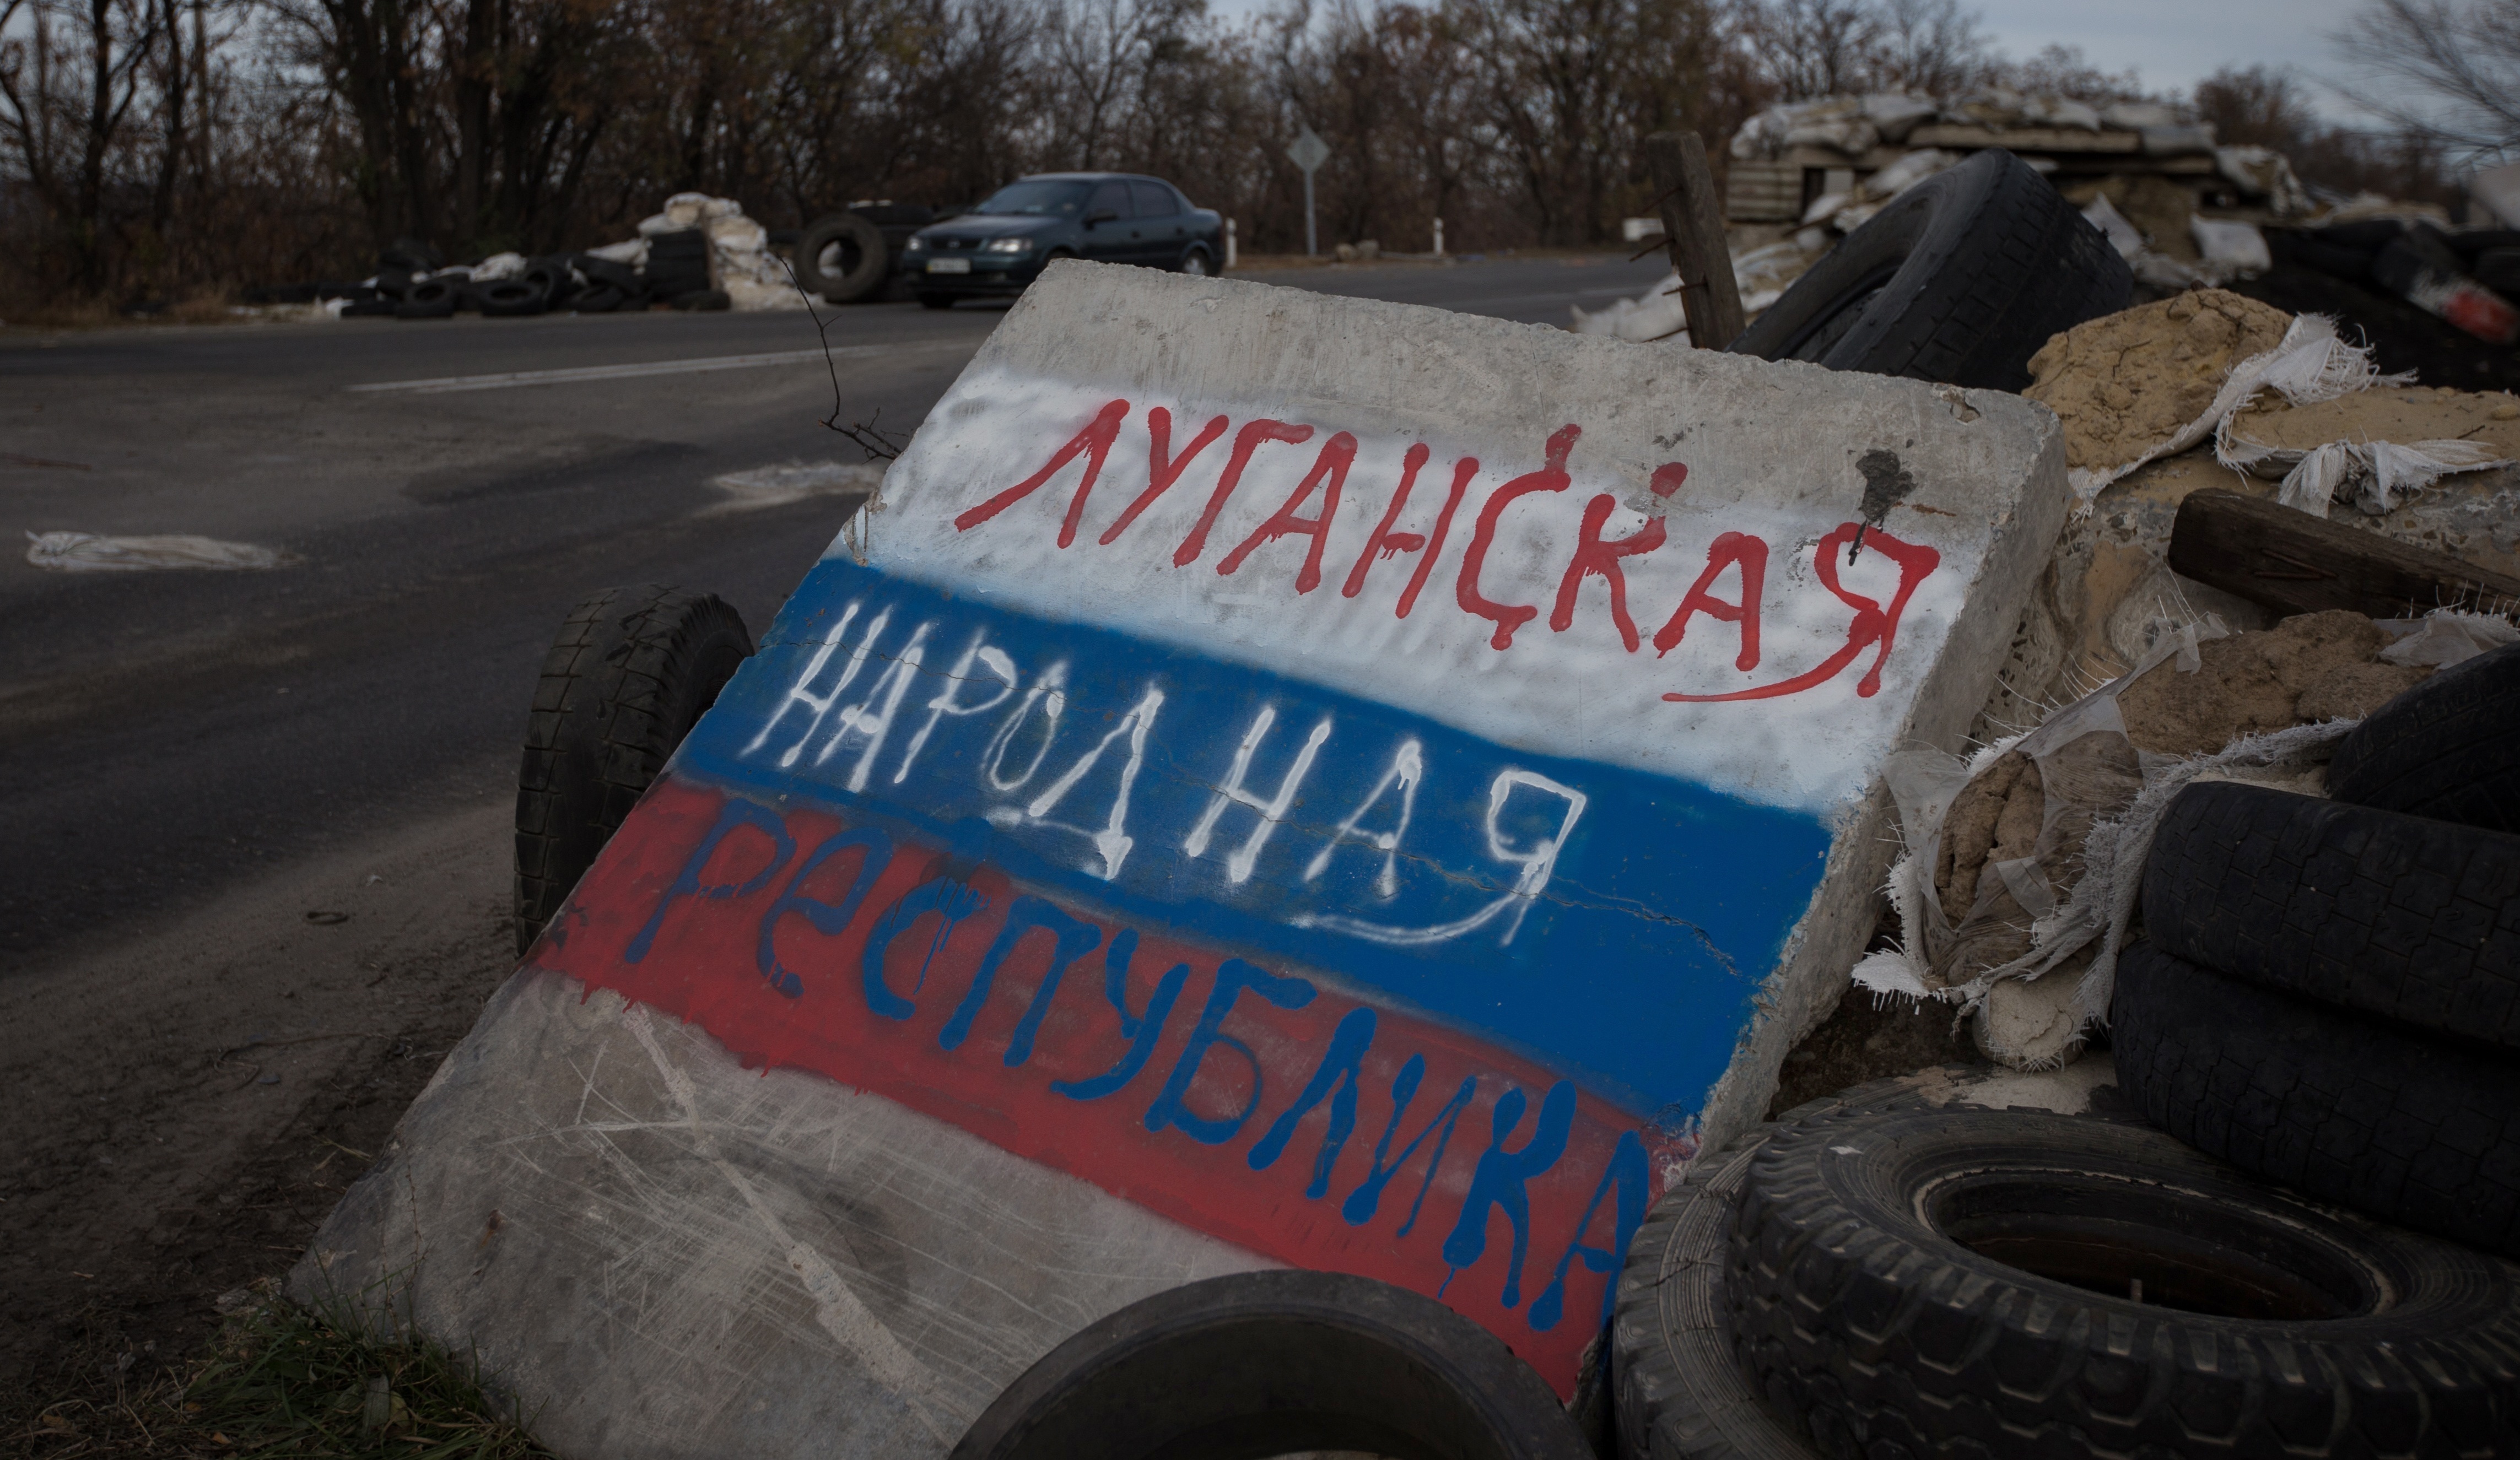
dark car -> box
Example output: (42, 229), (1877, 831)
(900, 172), (1224, 307)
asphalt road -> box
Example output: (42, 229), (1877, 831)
(0, 253), (1670, 972)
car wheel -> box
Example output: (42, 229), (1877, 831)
(1731, 148), (2132, 391)
(796, 212), (889, 304)
(1730, 1101), (2520, 1459)
(951, 1270), (1592, 1460)
(1179, 247), (1212, 277)
(514, 586), (753, 956)
(918, 292), (954, 310)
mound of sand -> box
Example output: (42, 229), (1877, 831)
(2024, 289), (2294, 477)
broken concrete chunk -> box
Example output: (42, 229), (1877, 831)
(296, 259), (2065, 1459)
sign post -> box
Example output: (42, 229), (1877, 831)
(1288, 126), (1330, 257)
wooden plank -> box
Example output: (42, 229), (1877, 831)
(1645, 131), (1747, 349)
(2167, 489), (2520, 620)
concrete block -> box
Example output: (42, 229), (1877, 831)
(298, 259), (2065, 1458)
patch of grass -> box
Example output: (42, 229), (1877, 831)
(3, 1283), (551, 1459)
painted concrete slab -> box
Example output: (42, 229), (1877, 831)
(297, 259), (2065, 1458)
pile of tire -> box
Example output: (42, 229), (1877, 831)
(1612, 639), (2520, 1460)
(2116, 639), (2520, 1262)
(317, 232), (731, 320)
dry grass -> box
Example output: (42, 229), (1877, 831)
(1, 1281), (549, 1460)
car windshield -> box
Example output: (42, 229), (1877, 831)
(975, 181), (1093, 217)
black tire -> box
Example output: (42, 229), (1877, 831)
(918, 292), (955, 310)
(393, 279), (460, 320)
(568, 283), (627, 314)
(796, 212), (889, 304)
(1178, 245), (1215, 277)
(514, 586), (753, 955)
(643, 229), (710, 299)
(1728, 1101), (2520, 1460)
(521, 257), (578, 309)
(669, 288), (730, 312)
(339, 298), (398, 318)
(573, 253), (640, 291)
(2113, 939), (2520, 1260)
(950, 1270), (1591, 1460)
(1731, 148), (2132, 392)
(2141, 780), (2520, 1048)
(2329, 639), (2520, 832)
(1615, 1078), (1945, 1460)
(475, 278), (549, 317)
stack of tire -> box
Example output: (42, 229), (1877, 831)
(640, 228), (725, 311)
(2116, 639), (2520, 1261)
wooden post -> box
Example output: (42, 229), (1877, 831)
(1644, 131), (1746, 350)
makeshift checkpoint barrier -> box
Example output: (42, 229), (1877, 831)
(296, 260), (2065, 1459)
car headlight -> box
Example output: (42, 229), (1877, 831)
(903, 235), (927, 252)
(980, 237), (1033, 255)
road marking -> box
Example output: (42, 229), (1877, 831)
(347, 340), (969, 395)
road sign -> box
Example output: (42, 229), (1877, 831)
(1289, 126), (1330, 257)
(1287, 126), (1330, 174)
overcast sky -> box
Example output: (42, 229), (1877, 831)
(1206, 0), (2378, 111)
(1972, 0), (2365, 101)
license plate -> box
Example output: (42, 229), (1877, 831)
(926, 257), (970, 274)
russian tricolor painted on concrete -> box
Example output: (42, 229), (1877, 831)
(301, 262), (2064, 1457)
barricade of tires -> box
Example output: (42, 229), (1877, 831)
(312, 234), (732, 320)
(1610, 643), (2520, 1460)
(2117, 639), (2520, 1262)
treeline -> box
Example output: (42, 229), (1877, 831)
(0, 0), (2476, 309)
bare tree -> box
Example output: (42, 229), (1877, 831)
(1872, 0), (1983, 95)
(1040, 0), (1199, 168)
(1743, 0), (1879, 101)
(2334, 0), (2520, 165)
(0, 0), (166, 289)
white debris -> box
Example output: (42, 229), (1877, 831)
(705, 210), (810, 311)
(26, 531), (293, 571)
(1568, 273), (1689, 342)
(1859, 148), (1956, 202)
(1734, 236), (1828, 314)
(2081, 194), (2146, 259)
(2215, 146), (2311, 215)
(2252, 436), (2511, 517)
(2379, 610), (2520, 668)
(2192, 217), (2271, 277)
(470, 252), (528, 282)
(710, 461), (888, 510)
(584, 238), (648, 267)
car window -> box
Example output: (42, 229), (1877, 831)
(975, 180), (1092, 217)
(1086, 181), (1133, 220)
(1130, 181), (1175, 219)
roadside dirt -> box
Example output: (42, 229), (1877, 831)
(0, 801), (515, 1429)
